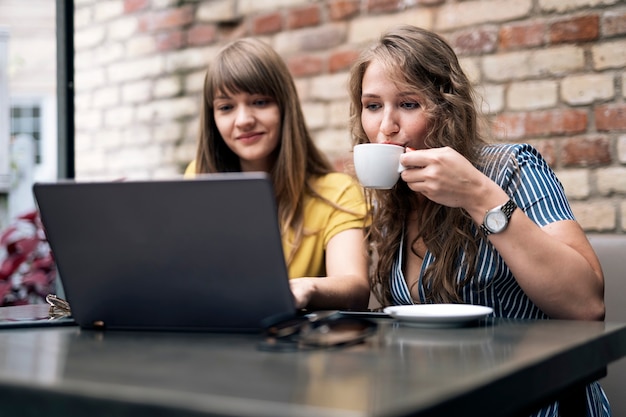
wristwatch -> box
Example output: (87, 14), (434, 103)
(480, 198), (517, 236)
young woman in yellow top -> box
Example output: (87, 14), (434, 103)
(185, 38), (369, 311)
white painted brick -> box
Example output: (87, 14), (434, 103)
(93, 129), (125, 149)
(555, 169), (590, 199)
(74, 68), (106, 91)
(92, 87), (120, 108)
(592, 40), (626, 70)
(328, 100), (350, 129)
(164, 46), (220, 73)
(120, 126), (153, 146)
(185, 70), (206, 94)
(154, 76), (182, 98)
(482, 46), (584, 81)
(273, 24), (347, 56)
(122, 80), (152, 104)
(310, 73), (350, 101)
(571, 201), (616, 231)
(313, 128), (352, 159)
(617, 135), (626, 164)
(74, 6), (93, 29)
(75, 26), (106, 50)
(507, 80), (558, 111)
(94, 1), (124, 23)
(75, 110), (103, 131)
(104, 107), (135, 128)
(539, 0), (618, 13)
(348, 9), (434, 45)
(126, 35), (158, 58)
(152, 122), (183, 145)
(597, 167), (626, 195)
(108, 56), (164, 83)
(436, 0), (532, 31)
(301, 102), (327, 131)
(478, 84), (505, 115)
(136, 97), (199, 122)
(75, 152), (107, 176)
(561, 73), (615, 105)
(108, 16), (138, 41)
(459, 57), (481, 84)
(238, 0), (309, 15)
(197, 0), (238, 22)
(96, 42), (125, 65)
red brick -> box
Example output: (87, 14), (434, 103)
(561, 136), (611, 167)
(156, 30), (184, 51)
(124, 0), (148, 13)
(287, 5), (321, 30)
(499, 22), (545, 50)
(287, 54), (324, 77)
(451, 28), (498, 56)
(366, 0), (403, 13)
(328, 0), (360, 21)
(252, 13), (282, 35)
(595, 104), (626, 131)
(549, 15), (599, 44)
(329, 49), (359, 73)
(495, 109), (588, 139)
(138, 6), (194, 32)
(603, 12), (626, 37)
(187, 24), (217, 46)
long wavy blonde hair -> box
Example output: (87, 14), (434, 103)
(349, 25), (492, 306)
(194, 38), (334, 262)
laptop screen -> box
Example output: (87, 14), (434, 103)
(33, 173), (296, 332)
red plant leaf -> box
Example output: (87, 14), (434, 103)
(22, 271), (50, 287)
(32, 256), (55, 270)
(0, 281), (11, 301)
(18, 211), (38, 222)
(0, 226), (17, 246)
(15, 238), (39, 256)
(0, 255), (26, 279)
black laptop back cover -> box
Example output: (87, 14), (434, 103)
(33, 173), (295, 332)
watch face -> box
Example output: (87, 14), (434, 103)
(485, 211), (507, 233)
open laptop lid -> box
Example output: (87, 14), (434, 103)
(32, 173), (296, 332)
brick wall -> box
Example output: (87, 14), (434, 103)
(73, 0), (626, 233)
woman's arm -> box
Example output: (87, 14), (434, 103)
(400, 147), (604, 320)
(289, 228), (370, 310)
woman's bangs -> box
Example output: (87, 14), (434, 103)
(213, 56), (274, 98)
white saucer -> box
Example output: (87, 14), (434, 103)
(383, 304), (493, 328)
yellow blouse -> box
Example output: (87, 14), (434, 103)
(184, 162), (368, 279)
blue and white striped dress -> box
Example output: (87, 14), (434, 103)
(389, 143), (611, 417)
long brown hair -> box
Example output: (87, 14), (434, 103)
(194, 38), (334, 261)
(349, 25), (492, 305)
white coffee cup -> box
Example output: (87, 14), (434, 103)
(353, 143), (406, 189)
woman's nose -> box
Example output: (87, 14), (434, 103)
(235, 106), (254, 128)
(378, 109), (399, 140)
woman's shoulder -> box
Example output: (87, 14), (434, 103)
(184, 160), (196, 178)
(310, 172), (364, 203)
(314, 172), (359, 188)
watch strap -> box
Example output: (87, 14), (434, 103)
(480, 198), (517, 236)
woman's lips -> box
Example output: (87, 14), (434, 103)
(237, 132), (263, 142)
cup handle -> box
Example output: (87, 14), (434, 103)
(397, 161), (406, 173)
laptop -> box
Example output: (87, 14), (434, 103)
(32, 173), (296, 332)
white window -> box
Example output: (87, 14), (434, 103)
(10, 100), (42, 163)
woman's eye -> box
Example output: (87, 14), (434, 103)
(215, 104), (233, 112)
(363, 102), (381, 111)
(401, 101), (420, 110)
(253, 97), (273, 107)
